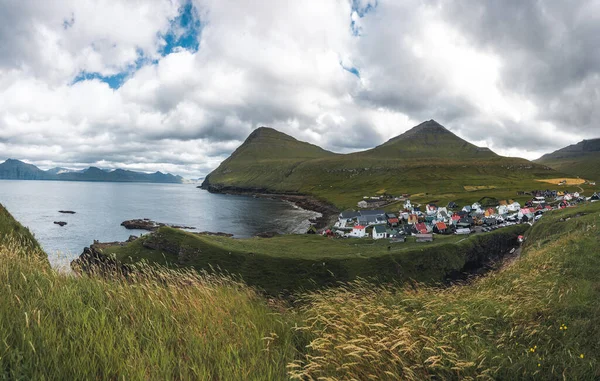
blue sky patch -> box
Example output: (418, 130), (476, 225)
(351, 0), (377, 36)
(160, 1), (202, 55)
(340, 62), (360, 78)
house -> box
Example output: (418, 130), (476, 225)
(447, 201), (458, 209)
(507, 201), (521, 212)
(387, 217), (400, 227)
(498, 200), (508, 206)
(451, 214), (461, 225)
(434, 222), (448, 234)
(338, 211), (360, 225)
(484, 208), (495, 217)
(407, 214), (419, 225)
(497, 205), (508, 215)
(591, 193), (600, 201)
(414, 222), (428, 234)
(403, 199), (413, 211)
(372, 225), (387, 240)
(472, 202), (482, 210)
(462, 205), (472, 213)
(416, 233), (434, 242)
(436, 207), (449, 221)
(426, 204), (438, 215)
(387, 228), (402, 238)
(459, 216), (474, 226)
(359, 210), (386, 217)
(348, 225), (367, 238)
(484, 217), (497, 226)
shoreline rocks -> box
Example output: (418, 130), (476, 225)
(121, 219), (196, 231)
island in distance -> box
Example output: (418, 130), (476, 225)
(0, 159), (183, 183)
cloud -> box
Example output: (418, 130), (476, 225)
(0, 0), (599, 177)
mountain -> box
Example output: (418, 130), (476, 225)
(0, 159), (51, 180)
(203, 127), (336, 191)
(0, 160), (184, 183)
(535, 138), (600, 180)
(362, 120), (497, 159)
(203, 120), (557, 208)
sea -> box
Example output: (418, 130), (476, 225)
(0, 180), (320, 270)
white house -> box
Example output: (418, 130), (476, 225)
(372, 225), (387, 240)
(497, 205), (508, 215)
(348, 225), (367, 238)
(403, 199), (413, 211)
(472, 202), (482, 210)
(507, 201), (521, 212)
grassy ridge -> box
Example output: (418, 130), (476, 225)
(0, 202), (599, 378)
(536, 138), (600, 180)
(104, 225), (527, 294)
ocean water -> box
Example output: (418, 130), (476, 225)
(0, 180), (320, 269)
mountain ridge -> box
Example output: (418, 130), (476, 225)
(203, 120), (559, 208)
(535, 138), (600, 180)
(0, 159), (184, 183)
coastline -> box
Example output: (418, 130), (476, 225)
(200, 184), (339, 230)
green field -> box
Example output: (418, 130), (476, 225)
(1, 202), (599, 379)
(203, 121), (573, 209)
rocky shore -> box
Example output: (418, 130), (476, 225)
(200, 184), (338, 230)
(121, 219), (196, 231)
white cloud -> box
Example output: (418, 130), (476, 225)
(0, 0), (599, 177)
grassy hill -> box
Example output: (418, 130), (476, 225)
(0, 201), (599, 378)
(536, 138), (600, 181)
(203, 120), (563, 208)
(98, 224), (527, 294)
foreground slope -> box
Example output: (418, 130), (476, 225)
(536, 138), (600, 181)
(0, 201), (599, 378)
(203, 120), (559, 208)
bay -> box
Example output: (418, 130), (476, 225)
(0, 180), (320, 269)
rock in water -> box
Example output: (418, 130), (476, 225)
(58, 210), (76, 214)
(54, 221), (67, 226)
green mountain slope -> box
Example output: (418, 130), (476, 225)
(203, 120), (560, 208)
(535, 138), (600, 181)
(202, 127), (337, 191)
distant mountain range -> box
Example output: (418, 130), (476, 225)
(202, 120), (558, 208)
(535, 138), (600, 181)
(0, 159), (184, 183)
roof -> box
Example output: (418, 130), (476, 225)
(388, 217), (400, 224)
(386, 213), (397, 218)
(415, 223), (428, 233)
(451, 215), (461, 221)
(359, 210), (386, 216)
(340, 211), (360, 219)
(374, 225), (387, 233)
(436, 222), (447, 230)
(353, 225), (366, 230)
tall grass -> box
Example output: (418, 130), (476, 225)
(289, 206), (600, 380)
(0, 203), (599, 379)
(0, 234), (300, 380)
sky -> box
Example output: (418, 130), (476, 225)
(1, 0), (599, 178)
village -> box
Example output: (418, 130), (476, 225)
(323, 190), (600, 242)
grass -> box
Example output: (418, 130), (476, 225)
(0, 206), (300, 380)
(289, 203), (600, 379)
(104, 225), (527, 295)
(535, 138), (600, 181)
(0, 201), (599, 379)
